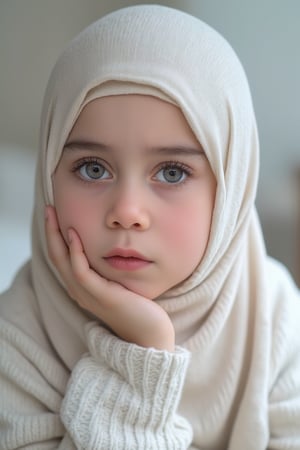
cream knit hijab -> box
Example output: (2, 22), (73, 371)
(27, 4), (264, 368)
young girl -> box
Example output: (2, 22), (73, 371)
(1, 4), (299, 449)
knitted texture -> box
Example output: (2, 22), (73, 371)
(61, 325), (192, 449)
(0, 318), (66, 449)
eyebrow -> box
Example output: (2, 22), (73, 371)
(64, 140), (205, 156)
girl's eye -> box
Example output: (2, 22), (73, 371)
(76, 160), (111, 181)
(154, 163), (191, 184)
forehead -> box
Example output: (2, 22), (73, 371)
(66, 94), (202, 150)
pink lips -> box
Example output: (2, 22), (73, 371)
(103, 248), (152, 271)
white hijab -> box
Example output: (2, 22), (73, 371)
(7, 5), (267, 368)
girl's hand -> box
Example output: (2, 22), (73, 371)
(45, 205), (175, 351)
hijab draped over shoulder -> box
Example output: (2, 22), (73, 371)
(1, 5), (299, 450)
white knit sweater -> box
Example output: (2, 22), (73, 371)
(0, 287), (192, 449)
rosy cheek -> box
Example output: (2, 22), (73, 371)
(55, 194), (91, 242)
(161, 206), (194, 246)
(162, 216), (185, 248)
(161, 204), (210, 263)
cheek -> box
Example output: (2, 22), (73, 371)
(160, 199), (213, 265)
(54, 189), (98, 244)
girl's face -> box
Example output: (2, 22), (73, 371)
(53, 95), (216, 299)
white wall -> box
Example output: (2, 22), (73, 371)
(1, 0), (299, 292)
(0, 145), (35, 292)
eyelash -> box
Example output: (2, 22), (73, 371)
(71, 157), (193, 185)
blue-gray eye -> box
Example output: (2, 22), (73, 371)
(163, 167), (184, 183)
(155, 164), (188, 183)
(79, 162), (107, 180)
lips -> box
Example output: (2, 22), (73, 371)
(103, 248), (152, 271)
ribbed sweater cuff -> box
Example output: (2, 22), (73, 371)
(61, 323), (192, 449)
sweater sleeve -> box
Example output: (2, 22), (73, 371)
(0, 318), (192, 449)
(60, 322), (193, 449)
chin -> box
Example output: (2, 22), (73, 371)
(89, 261), (167, 300)
(119, 281), (160, 300)
(112, 277), (166, 300)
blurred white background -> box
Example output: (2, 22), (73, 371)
(1, 0), (300, 292)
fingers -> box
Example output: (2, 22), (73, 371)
(45, 205), (111, 314)
(45, 205), (117, 303)
(45, 205), (82, 298)
(67, 228), (89, 282)
(67, 227), (119, 295)
(45, 205), (69, 265)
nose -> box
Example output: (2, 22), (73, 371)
(105, 185), (150, 230)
